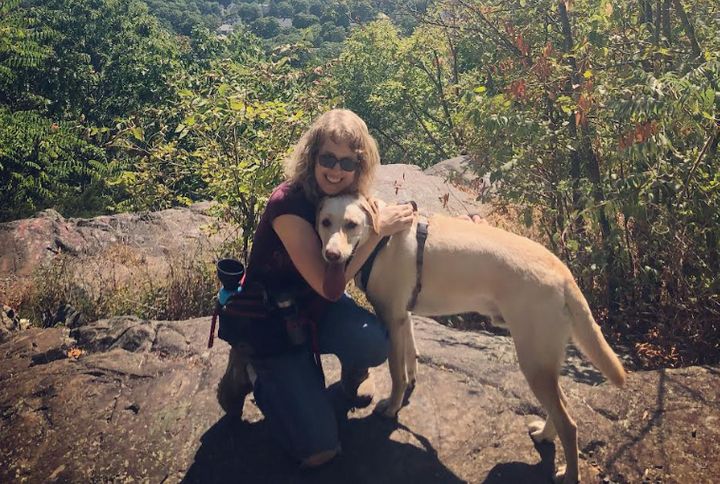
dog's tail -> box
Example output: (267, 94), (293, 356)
(565, 281), (626, 387)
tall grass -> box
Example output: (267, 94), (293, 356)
(8, 243), (222, 326)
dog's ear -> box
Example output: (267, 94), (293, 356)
(359, 196), (381, 235)
(315, 197), (328, 230)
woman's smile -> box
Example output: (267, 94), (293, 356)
(315, 139), (358, 196)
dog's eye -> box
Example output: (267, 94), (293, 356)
(345, 221), (358, 230)
(321, 218), (331, 228)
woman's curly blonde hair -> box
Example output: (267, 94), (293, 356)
(284, 109), (379, 203)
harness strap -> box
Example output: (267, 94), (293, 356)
(358, 200), (418, 292)
(208, 305), (219, 349)
(407, 221), (429, 311)
(359, 235), (390, 291)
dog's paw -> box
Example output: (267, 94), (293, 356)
(373, 398), (400, 418)
(528, 420), (555, 443)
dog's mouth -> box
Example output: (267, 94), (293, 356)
(321, 237), (360, 265)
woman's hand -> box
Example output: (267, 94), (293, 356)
(458, 213), (487, 225)
(377, 203), (415, 237)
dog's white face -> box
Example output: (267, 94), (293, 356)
(316, 195), (373, 264)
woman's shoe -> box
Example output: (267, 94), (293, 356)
(340, 367), (374, 408)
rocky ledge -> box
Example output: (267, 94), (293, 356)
(1, 315), (717, 483)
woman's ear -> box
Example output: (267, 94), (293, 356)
(359, 196), (380, 235)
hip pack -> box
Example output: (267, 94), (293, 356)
(210, 280), (309, 357)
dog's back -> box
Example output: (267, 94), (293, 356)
(405, 215), (572, 317)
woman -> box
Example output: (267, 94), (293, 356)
(218, 109), (415, 468)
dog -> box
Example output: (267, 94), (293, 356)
(316, 194), (626, 484)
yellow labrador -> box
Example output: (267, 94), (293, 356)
(316, 194), (626, 484)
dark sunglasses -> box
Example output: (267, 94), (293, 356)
(317, 153), (359, 172)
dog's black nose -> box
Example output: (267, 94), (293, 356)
(325, 249), (341, 262)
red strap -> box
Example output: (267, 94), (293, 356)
(303, 316), (324, 385)
(208, 307), (219, 349)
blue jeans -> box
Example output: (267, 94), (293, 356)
(250, 294), (388, 461)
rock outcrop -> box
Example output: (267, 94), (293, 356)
(0, 202), (224, 281)
(1, 316), (717, 483)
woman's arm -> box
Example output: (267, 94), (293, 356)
(272, 214), (337, 299)
(273, 203), (414, 301)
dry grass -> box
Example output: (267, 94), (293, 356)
(7, 242), (221, 327)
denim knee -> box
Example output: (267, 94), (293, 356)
(363, 325), (389, 367)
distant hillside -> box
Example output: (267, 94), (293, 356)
(143, 0), (429, 46)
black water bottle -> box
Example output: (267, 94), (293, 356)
(216, 258), (244, 305)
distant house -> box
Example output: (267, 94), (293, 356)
(277, 18), (292, 28)
(217, 23), (234, 35)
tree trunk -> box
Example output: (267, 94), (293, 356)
(662, 0), (672, 44)
(640, 0), (654, 27)
(558, 1), (584, 222)
(558, 0), (619, 316)
(672, 0), (702, 58)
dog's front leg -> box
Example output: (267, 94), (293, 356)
(374, 314), (410, 418)
(405, 317), (418, 389)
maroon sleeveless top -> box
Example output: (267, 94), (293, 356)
(245, 181), (320, 299)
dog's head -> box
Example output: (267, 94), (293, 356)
(316, 194), (380, 264)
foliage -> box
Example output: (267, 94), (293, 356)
(0, 0), (51, 107)
(413, 0), (719, 366)
(251, 17), (282, 38)
(143, 0), (222, 35)
(293, 13), (319, 29)
(0, 108), (109, 221)
(24, 0), (183, 126)
(333, 20), (463, 166)
(1, 0), (184, 220)
(238, 3), (262, 22)
(111, 36), (328, 255)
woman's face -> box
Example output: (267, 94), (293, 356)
(314, 138), (359, 196)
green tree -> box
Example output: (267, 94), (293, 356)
(308, 2), (323, 17)
(23, 0), (182, 126)
(251, 17), (281, 38)
(0, 0), (187, 220)
(291, 0), (308, 14)
(351, 1), (375, 22)
(271, 1), (293, 18)
(333, 20), (461, 166)
(292, 13), (319, 29)
(0, 0), (50, 108)
(238, 3), (262, 22)
(321, 23), (346, 43)
(143, 0), (221, 35)
(333, 2), (350, 27)
(0, 108), (109, 221)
